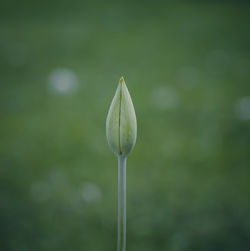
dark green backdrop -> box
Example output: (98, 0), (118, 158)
(1, 1), (250, 250)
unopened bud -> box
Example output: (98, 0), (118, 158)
(106, 77), (137, 157)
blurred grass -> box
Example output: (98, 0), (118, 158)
(1, 1), (250, 251)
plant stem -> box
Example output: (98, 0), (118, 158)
(117, 155), (127, 251)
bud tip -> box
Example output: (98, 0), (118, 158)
(119, 76), (124, 84)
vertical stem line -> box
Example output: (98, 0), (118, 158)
(117, 155), (127, 251)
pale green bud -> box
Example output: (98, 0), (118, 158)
(106, 77), (137, 157)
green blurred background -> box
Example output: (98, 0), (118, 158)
(1, 0), (250, 250)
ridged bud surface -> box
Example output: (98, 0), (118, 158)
(106, 77), (137, 157)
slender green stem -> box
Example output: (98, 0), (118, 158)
(117, 155), (126, 251)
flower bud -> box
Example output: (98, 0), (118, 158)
(106, 77), (137, 157)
